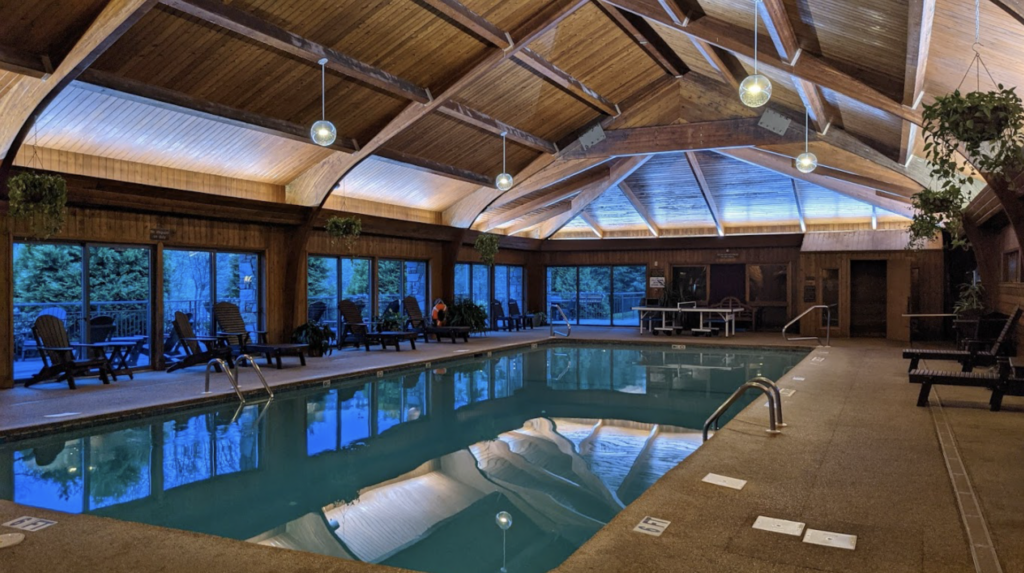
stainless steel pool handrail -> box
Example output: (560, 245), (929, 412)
(702, 376), (784, 442)
(783, 305), (832, 347)
(204, 358), (245, 402)
(550, 304), (571, 337)
(232, 353), (275, 399)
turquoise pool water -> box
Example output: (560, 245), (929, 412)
(0, 343), (806, 573)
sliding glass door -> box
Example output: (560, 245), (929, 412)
(377, 259), (428, 317)
(307, 256), (372, 325)
(546, 265), (647, 326)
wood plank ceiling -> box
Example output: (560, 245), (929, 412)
(0, 0), (1020, 238)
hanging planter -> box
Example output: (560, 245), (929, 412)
(474, 233), (500, 266)
(7, 172), (68, 239)
(326, 215), (361, 250)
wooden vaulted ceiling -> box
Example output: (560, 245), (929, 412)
(1, 0), (1022, 240)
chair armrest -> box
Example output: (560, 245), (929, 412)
(40, 346), (75, 352)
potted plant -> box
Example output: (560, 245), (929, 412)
(532, 310), (548, 327)
(326, 216), (362, 250)
(912, 86), (1024, 249)
(7, 172), (68, 238)
(953, 282), (985, 317)
(292, 322), (334, 357)
(377, 309), (404, 332)
(448, 298), (489, 333)
(474, 233), (500, 266)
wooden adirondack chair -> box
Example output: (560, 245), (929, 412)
(166, 311), (234, 373)
(213, 302), (307, 368)
(28, 314), (115, 390)
(403, 296), (470, 343)
(508, 300), (534, 329)
(339, 299), (371, 349)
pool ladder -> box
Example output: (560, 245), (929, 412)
(702, 376), (785, 442)
(782, 304), (833, 347)
(550, 304), (571, 338)
(204, 354), (275, 403)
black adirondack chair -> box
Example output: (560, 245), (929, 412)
(166, 311), (234, 373)
(403, 296), (470, 343)
(214, 302), (308, 369)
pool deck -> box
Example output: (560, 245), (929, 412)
(1, 328), (1022, 572)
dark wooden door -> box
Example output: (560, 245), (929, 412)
(710, 264), (745, 303)
(850, 260), (887, 337)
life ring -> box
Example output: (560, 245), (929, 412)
(431, 301), (448, 326)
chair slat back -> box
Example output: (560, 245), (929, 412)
(339, 299), (368, 334)
(213, 302), (250, 346)
(404, 296), (425, 322)
(508, 300), (524, 316)
(491, 300), (507, 320)
(89, 315), (116, 343)
(33, 315), (73, 366)
(308, 301), (327, 324)
(39, 307), (67, 321)
(173, 312), (202, 356)
(992, 306), (1023, 354)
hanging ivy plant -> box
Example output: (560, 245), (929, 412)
(7, 172), (68, 239)
(474, 233), (500, 266)
(912, 86), (1024, 249)
(326, 215), (361, 250)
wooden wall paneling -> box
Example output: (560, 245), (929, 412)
(887, 258), (912, 342)
(0, 209), (12, 388)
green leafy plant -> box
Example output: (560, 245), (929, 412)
(447, 298), (488, 333)
(378, 309), (404, 332)
(913, 87), (1024, 249)
(474, 233), (500, 266)
(532, 310), (548, 327)
(7, 172), (68, 239)
(326, 216), (362, 250)
(292, 322), (334, 357)
(953, 282), (986, 316)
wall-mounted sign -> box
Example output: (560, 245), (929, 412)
(716, 251), (740, 260)
(803, 277), (817, 303)
(150, 228), (174, 241)
(649, 276), (665, 288)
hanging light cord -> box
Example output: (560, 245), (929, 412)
(321, 61), (326, 121)
(502, 133), (507, 173)
(753, 0), (759, 75)
(804, 109), (809, 152)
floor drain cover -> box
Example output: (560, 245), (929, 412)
(803, 529), (857, 550)
(753, 516), (805, 537)
(702, 473), (746, 490)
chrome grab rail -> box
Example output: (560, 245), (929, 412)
(204, 354), (274, 403)
(783, 304), (832, 347)
(550, 304), (571, 337)
(703, 376), (785, 442)
(233, 354), (275, 399)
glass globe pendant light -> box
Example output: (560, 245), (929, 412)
(495, 131), (513, 190)
(739, 0), (772, 108)
(311, 58), (337, 146)
(795, 109), (817, 173)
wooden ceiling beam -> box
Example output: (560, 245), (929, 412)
(685, 152), (725, 236)
(0, 0), (159, 166)
(419, 0), (511, 48)
(901, 0), (935, 165)
(752, 146), (920, 198)
(483, 167), (610, 231)
(579, 210), (605, 238)
(718, 147), (914, 217)
(792, 77), (834, 133)
(513, 50), (619, 116)
(659, 0), (705, 26)
(375, 148), (492, 186)
(506, 203), (573, 236)
(0, 45), (52, 79)
(989, 0), (1024, 28)
(757, 0), (801, 65)
(537, 155), (651, 238)
(791, 180), (807, 232)
(438, 100), (557, 154)
(161, 0), (431, 103)
(287, 0), (590, 207)
(618, 181), (661, 237)
(691, 38), (745, 90)
(604, 0), (922, 124)
(560, 117), (805, 159)
(595, 1), (690, 78)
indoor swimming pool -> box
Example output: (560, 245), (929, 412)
(0, 343), (807, 573)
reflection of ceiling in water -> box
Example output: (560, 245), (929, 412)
(254, 418), (700, 570)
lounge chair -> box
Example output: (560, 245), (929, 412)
(903, 307), (1021, 372)
(403, 296), (470, 343)
(166, 311), (235, 373)
(213, 302), (308, 369)
(339, 299), (372, 349)
(27, 315), (115, 390)
(508, 300), (533, 329)
(88, 315), (117, 343)
(308, 301), (328, 324)
(491, 300), (520, 332)
(18, 306), (68, 360)
(910, 358), (1013, 410)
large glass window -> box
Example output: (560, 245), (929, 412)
(164, 250), (262, 350)
(377, 373), (427, 434)
(377, 260), (428, 317)
(306, 382), (372, 456)
(546, 266), (647, 326)
(748, 264), (789, 303)
(307, 256), (372, 326)
(13, 242), (153, 380)
(162, 406), (261, 491)
(494, 265), (525, 313)
(455, 263), (492, 325)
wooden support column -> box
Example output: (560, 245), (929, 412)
(153, 241), (165, 369)
(0, 209), (12, 389)
(441, 230), (469, 303)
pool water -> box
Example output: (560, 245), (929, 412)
(0, 343), (806, 573)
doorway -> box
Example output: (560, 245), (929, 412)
(850, 260), (887, 337)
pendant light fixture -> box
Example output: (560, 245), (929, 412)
(795, 109), (818, 173)
(739, 0), (772, 108)
(495, 131), (513, 191)
(311, 58), (337, 147)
